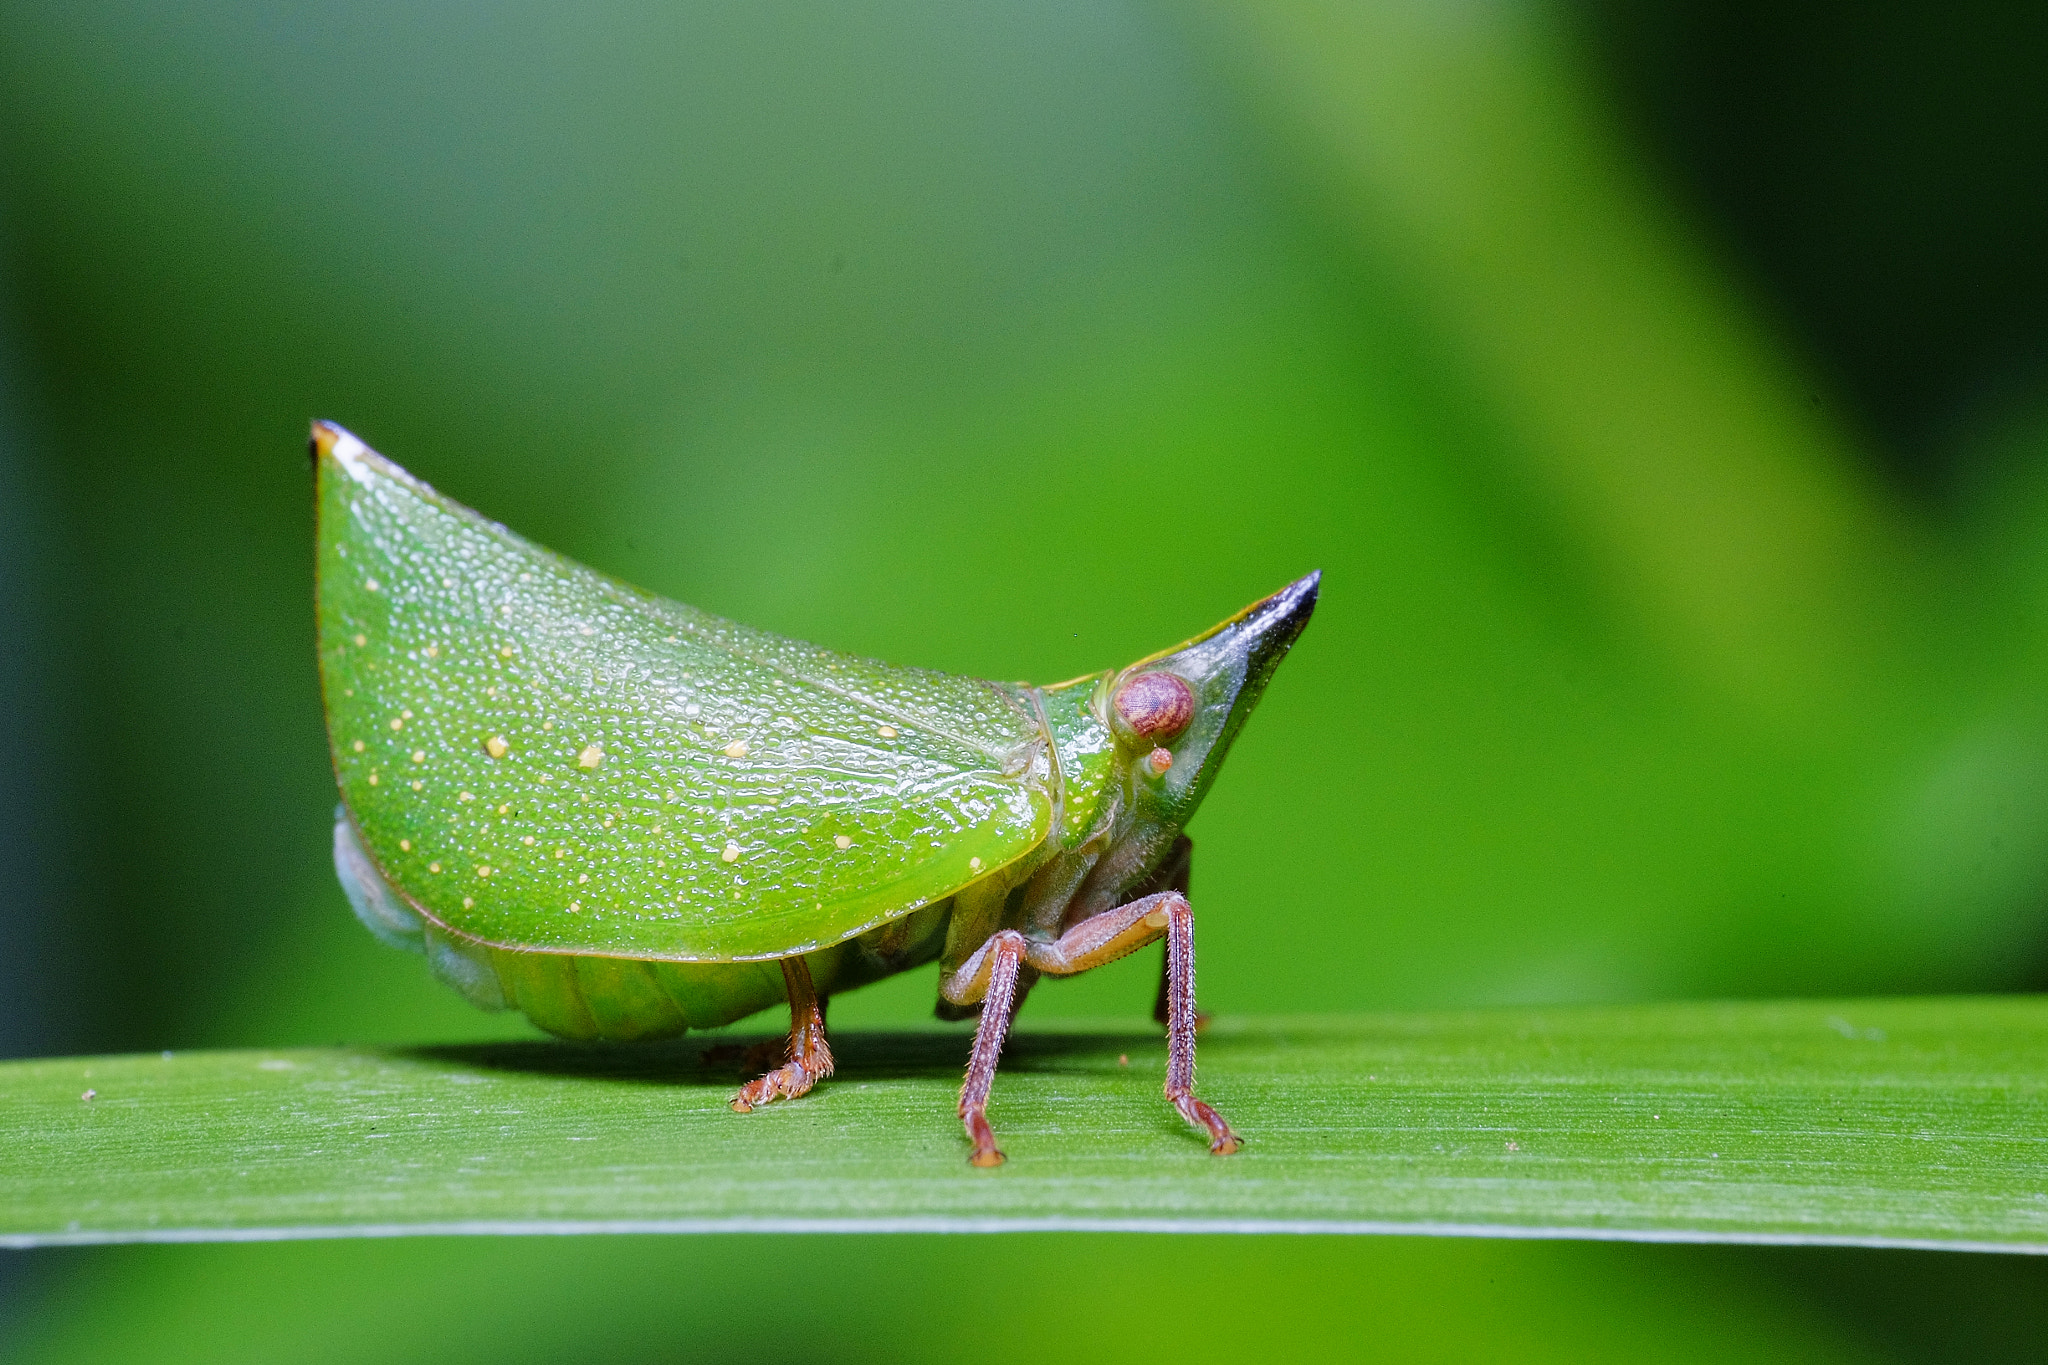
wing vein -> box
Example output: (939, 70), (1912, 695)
(593, 578), (1032, 766)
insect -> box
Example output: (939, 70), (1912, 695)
(314, 421), (1317, 1165)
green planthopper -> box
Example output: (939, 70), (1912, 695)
(314, 421), (1317, 1165)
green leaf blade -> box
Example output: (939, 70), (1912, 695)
(6, 998), (2045, 1250)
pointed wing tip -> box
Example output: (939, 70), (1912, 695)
(310, 419), (351, 460)
(309, 421), (383, 485)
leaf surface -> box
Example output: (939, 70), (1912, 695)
(7, 998), (2046, 1250)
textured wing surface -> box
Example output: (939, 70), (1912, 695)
(316, 429), (1051, 960)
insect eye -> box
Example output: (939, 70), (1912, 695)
(1113, 672), (1194, 744)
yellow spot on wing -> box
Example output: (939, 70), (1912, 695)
(423, 645), (439, 659)
(834, 835), (853, 850)
(389, 718), (404, 731)
(428, 862), (442, 873)
(969, 857), (982, 872)
(485, 736), (508, 759)
(723, 740), (748, 758)
(411, 750), (426, 763)
(351, 740), (365, 753)
(578, 744), (604, 769)
(458, 791), (475, 802)
(877, 725), (898, 739)
(462, 896), (474, 909)
(352, 634), (367, 648)
(399, 839), (411, 852)
(721, 842), (741, 863)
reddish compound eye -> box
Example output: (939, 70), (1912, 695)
(1113, 672), (1194, 743)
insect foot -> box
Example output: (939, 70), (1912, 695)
(1175, 1097), (1241, 1155)
(730, 1051), (832, 1112)
(731, 957), (833, 1113)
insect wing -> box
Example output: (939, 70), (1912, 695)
(315, 425), (1050, 961)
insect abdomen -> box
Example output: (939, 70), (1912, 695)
(475, 939), (795, 1040)
(424, 931), (935, 1041)
(337, 808), (951, 1040)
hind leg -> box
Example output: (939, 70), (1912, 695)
(730, 957), (834, 1112)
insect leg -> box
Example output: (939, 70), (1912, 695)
(730, 956), (835, 1113)
(935, 880), (1012, 1019)
(1158, 898), (1238, 1154)
(1020, 889), (1239, 1155)
(1006, 966), (1041, 1025)
(957, 930), (1027, 1167)
(1143, 836), (1194, 1027)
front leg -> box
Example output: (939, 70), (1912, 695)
(1156, 899), (1238, 1153)
(1144, 835), (1193, 1029)
(730, 956), (834, 1112)
(939, 889), (1238, 1162)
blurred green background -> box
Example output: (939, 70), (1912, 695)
(3, 0), (2047, 1359)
